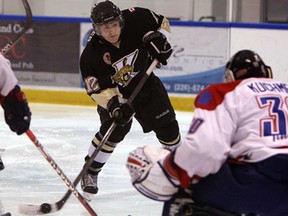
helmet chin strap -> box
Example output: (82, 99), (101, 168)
(223, 70), (235, 83)
(265, 66), (273, 78)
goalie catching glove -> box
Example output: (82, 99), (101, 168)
(126, 146), (191, 201)
(143, 31), (172, 65)
(1, 85), (31, 135)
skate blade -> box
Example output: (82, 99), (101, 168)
(82, 192), (94, 202)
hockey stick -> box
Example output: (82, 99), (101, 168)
(1, 0), (33, 55)
(18, 129), (98, 215)
(19, 59), (159, 214)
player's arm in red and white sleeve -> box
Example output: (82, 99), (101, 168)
(0, 55), (31, 135)
(0, 55), (18, 99)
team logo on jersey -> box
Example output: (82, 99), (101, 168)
(111, 50), (139, 87)
(103, 52), (111, 65)
(112, 65), (134, 87)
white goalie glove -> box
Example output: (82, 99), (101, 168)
(126, 146), (181, 201)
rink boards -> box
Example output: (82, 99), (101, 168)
(22, 87), (196, 112)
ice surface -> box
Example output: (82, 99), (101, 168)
(0, 103), (193, 216)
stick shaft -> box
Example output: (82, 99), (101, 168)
(25, 130), (97, 216)
(22, 58), (159, 213)
(1, 0), (33, 55)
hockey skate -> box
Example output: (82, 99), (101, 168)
(81, 172), (98, 201)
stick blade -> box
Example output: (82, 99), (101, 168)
(18, 203), (59, 215)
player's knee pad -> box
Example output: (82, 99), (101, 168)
(154, 120), (181, 150)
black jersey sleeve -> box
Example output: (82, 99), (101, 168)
(122, 7), (164, 34)
(80, 36), (116, 96)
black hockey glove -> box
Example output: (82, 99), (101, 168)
(1, 85), (31, 135)
(107, 95), (134, 126)
(143, 31), (172, 65)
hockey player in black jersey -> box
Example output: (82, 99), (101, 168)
(80, 0), (181, 201)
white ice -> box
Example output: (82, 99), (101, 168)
(0, 103), (193, 216)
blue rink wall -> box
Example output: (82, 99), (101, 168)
(1, 15), (288, 111)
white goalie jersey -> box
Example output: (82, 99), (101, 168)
(175, 77), (288, 178)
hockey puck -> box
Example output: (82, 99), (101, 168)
(40, 203), (52, 213)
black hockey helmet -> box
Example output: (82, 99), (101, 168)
(90, 1), (124, 35)
(224, 49), (272, 82)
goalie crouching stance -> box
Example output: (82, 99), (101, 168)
(127, 50), (288, 215)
